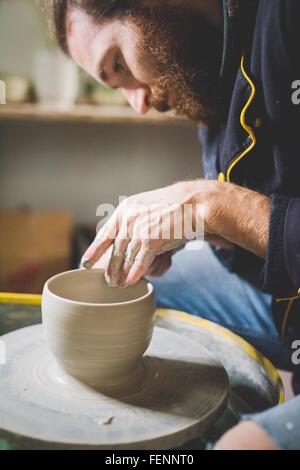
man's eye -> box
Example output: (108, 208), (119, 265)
(114, 56), (124, 74)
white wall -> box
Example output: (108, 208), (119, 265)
(0, 0), (51, 79)
(0, 121), (202, 224)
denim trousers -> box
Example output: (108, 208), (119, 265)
(148, 242), (300, 450)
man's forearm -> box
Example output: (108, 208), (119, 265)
(195, 181), (272, 259)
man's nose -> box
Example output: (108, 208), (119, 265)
(121, 87), (152, 114)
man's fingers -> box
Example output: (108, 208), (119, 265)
(147, 253), (172, 277)
(81, 216), (119, 268)
(118, 238), (142, 286)
(81, 232), (114, 269)
(105, 225), (131, 286)
(92, 245), (113, 270)
(124, 247), (156, 286)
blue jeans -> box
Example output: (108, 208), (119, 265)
(148, 242), (300, 450)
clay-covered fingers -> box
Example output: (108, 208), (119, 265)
(92, 245), (113, 270)
(81, 215), (119, 269)
(118, 238), (142, 286)
(105, 224), (132, 286)
(124, 245), (156, 286)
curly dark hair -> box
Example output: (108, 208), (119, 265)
(44, 0), (136, 55)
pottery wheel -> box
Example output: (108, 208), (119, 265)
(0, 325), (228, 449)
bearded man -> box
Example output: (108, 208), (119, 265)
(46, 0), (300, 450)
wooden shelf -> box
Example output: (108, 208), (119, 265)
(0, 103), (191, 126)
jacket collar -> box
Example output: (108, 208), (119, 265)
(221, 0), (259, 97)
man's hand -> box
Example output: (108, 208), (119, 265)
(216, 421), (280, 450)
(147, 252), (173, 277)
(81, 180), (272, 287)
(93, 245), (173, 278)
(81, 180), (216, 286)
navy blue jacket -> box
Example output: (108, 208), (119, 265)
(201, 0), (300, 340)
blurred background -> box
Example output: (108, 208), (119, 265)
(0, 0), (203, 294)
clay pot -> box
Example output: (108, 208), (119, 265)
(42, 269), (155, 390)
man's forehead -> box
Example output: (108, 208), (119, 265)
(67, 9), (121, 78)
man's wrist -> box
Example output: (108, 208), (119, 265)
(191, 180), (272, 258)
(190, 179), (227, 234)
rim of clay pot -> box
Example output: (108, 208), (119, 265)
(44, 268), (154, 307)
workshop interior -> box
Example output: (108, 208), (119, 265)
(0, 0), (299, 453)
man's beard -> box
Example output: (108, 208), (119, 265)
(128, 6), (224, 126)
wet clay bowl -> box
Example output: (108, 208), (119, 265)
(42, 269), (155, 391)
